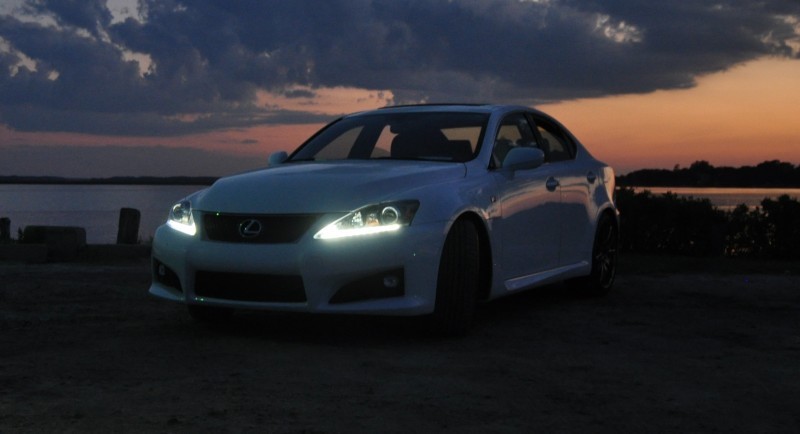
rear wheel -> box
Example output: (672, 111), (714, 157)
(187, 304), (234, 324)
(431, 219), (480, 335)
(577, 214), (618, 296)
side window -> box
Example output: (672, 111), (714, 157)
(532, 117), (575, 163)
(492, 113), (536, 168)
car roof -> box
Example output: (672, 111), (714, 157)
(343, 103), (546, 118)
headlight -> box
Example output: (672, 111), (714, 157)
(314, 200), (420, 240)
(166, 200), (197, 236)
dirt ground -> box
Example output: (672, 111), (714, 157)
(1, 258), (799, 433)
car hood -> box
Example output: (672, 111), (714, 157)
(194, 161), (466, 214)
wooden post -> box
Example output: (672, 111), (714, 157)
(0, 217), (10, 242)
(117, 208), (141, 245)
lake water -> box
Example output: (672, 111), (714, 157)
(631, 187), (800, 211)
(2, 184), (799, 244)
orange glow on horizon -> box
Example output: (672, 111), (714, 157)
(255, 85), (394, 115)
(540, 57), (800, 173)
(2, 57), (799, 173)
(0, 122), (324, 157)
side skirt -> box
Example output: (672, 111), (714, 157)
(502, 261), (590, 294)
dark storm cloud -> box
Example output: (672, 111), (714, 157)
(24, 0), (113, 37)
(1, 0), (798, 136)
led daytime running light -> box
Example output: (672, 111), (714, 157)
(167, 200), (197, 236)
(314, 201), (419, 240)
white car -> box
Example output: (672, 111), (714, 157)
(149, 104), (619, 333)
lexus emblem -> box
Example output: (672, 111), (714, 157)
(238, 219), (262, 238)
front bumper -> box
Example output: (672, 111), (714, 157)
(148, 219), (446, 316)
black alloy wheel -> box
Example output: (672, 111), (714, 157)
(584, 214), (619, 296)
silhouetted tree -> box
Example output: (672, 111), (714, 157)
(618, 160), (800, 187)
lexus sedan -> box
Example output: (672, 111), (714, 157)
(149, 104), (619, 333)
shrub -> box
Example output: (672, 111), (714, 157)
(615, 189), (800, 259)
(761, 195), (800, 259)
(724, 204), (768, 258)
(615, 188), (726, 256)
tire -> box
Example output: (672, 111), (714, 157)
(187, 304), (234, 324)
(577, 213), (619, 296)
(431, 219), (481, 335)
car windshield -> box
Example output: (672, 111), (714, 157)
(289, 112), (488, 163)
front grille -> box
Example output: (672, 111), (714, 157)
(203, 213), (321, 244)
(195, 271), (306, 303)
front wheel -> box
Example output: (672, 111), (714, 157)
(430, 219), (480, 335)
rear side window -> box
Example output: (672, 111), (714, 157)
(532, 116), (576, 162)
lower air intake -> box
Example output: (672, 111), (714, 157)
(195, 271), (306, 303)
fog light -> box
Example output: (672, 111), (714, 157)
(329, 268), (404, 304)
(383, 275), (400, 288)
(153, 259), (183, 293)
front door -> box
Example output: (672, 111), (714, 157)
(490, 113), (562, 285)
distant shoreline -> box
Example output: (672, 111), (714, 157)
(0, 176), (218, 186)
(3, 159), (799, 188)
(616, 160), (800, 188)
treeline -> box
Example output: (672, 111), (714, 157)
(616, 188), (800, 259)
(0, 176), (218, 185)
(617, 160), (800, 187)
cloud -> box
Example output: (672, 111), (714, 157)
(24, 0), (113, 37)
(1, 0), (799, 137)
(0, 144), (262, 177)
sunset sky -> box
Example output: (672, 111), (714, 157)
(1, 0), (799, 177)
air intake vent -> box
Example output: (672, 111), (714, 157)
(195, 271), (306, 303)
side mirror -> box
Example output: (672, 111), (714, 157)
(503, 147), (545, 171)
(268, 151), (288, 167)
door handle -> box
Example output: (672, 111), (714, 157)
(587, 171), (597, 183)
(546, 177), (560, 191)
